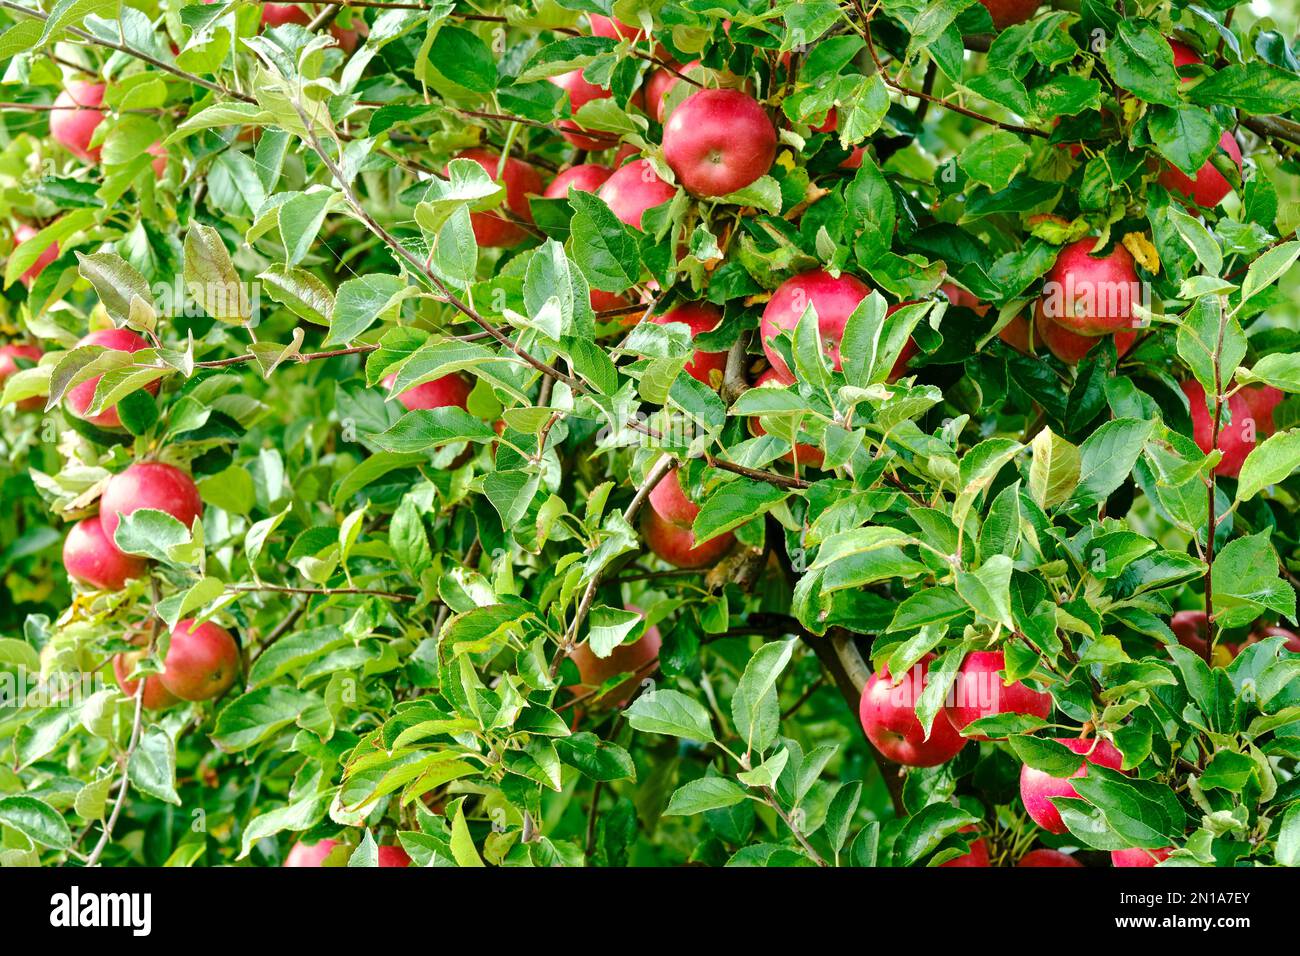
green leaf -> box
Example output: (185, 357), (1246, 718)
(555, 733), (636, 782)
(664, 777), (747, 815)
(692, 478), (789, 545)
(1211, 532), (1296, 629)
(1067, 418), (1154, 510)
(960, 131), (1031, 192)
(213, 688), (320, 751)
(624, 689), (715, 742)
(1237, 429), (1300, 501)
(327, 274), (411, 346)
(1101, 20), (1181, 107)
(0, 796), (72, 849)
(128, 727), (181, 805)
(183, 222), (250, 324)
(731, 640), (795, 753)
(1028, 427), (1080, 510)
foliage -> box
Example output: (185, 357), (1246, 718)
(1, 0), (1300, 868)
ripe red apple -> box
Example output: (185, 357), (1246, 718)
(568, 608), (662, 707)
(376, 844), (411, 867)
(284, 839), (345, 867)
(648, 468), (699, 529)
(63, 516), (147, 591)
(596, 158), (676, 229)
(548, 69), (617, 151)
(644, 61), (698, 123)
(1037, 238), (1139, 336)
(99, 461), (204, 542)
(381, 371), (472, 411)
(158, 618), (240, 701)
(260, 3), (311, 26)
(450, 148), (543, 248)
(1019, 737), (1124, 834)
(938, 827), (990, 867)
(146, 142), (167, 177)
(12, 224), (59, 288)
(1034, 309), (1136, 364)
(113, 650), (179, 710)
(1252, 624), (1300, 654)
(1180, 379), (1281, 478)
(590, 288), (632, 314)
(748, 367), (826, 468)
(1158, 131), (1242, 209)
(663, 89), (776, 197)
(858, 656), (968, 767)
(1111, 847), (1172, 867)
(945, 650), (1052, 740)
(544, 164), (614, 198)
(1171, 609), (1210, 656)
(330, 18), (368, 53)
(588, 13), (643, 41)
(65, 328), (158, 428)
(50, 81), (106, 164)
(653, 302), (726, 386)
(643, 506), (734, 569)
(1156, 39), (1242, 208)
(0, 342), (44, 408)
(1018, 848), (1085, 867)
(979, 0), (1040, 29)
(760, 268), (871, 383)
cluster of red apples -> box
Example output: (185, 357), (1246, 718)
(859, 650), (1172, 867)
(60, 457), (239, 710)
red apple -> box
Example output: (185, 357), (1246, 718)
(548, 69), (618, 151)
(113, 650), (179, 710)
(12, 224), (59, 288)
(1018, 848), (1085, 867)
(1034, 308), (1136, 364)
(63, 516), (147, 591)
(1180, 379), (1281, 478)
(747, 367), (826, 468)
(1156, 39), (1242, 208)
(99, 461), (204, 542)
(644, 61), (698, 123)
(596, 158), (676, 229)
(260, 3), (311, 26)
(1158, 131), (1242, 209)
(450, 148), (543, 248)
(1111, 847), (1172, 867)
(643, 506), (734, 569)
(65, 328), (158, 428)
(588, 13), (643, 42)
(938, 827), (990, 867)
(330, 17), (368, 53)
(945, 650), (1052, 740)
(50, 81), (106, 164)
(381, 371), (472, 411)
(0, 342), (44, 408)
(978, 0), (1040, 29)
(590, 289), (633, 314)
(858, 656), (968, 767)
(1253, 624), (1300, 654)
(1019, 737), (1124, 834)
(376, 844), (411, 867)
(653, 302), (726, 386)
(759, 268), (871, 383)
(663, 89), (776, 197)
(284, 839), (344, 867)
(544, 164), (614, 198)
(1037, 238), (1139, 336)
(568, 607), (662, 707)
(648, 468), (699, 528)
(158, 618), (240, 702)
(1171, 609), (1210, 656)
(147, 142), (167, 177)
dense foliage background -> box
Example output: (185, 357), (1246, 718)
(2, 0), (1300, 868)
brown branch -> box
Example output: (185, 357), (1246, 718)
(704, 453), (811, 489)
(551, 454), (675, 678)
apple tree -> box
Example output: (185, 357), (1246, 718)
(2, 0), (1300, 868)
